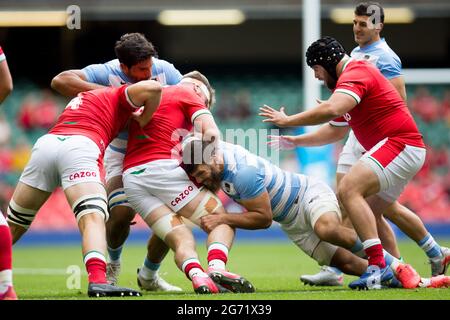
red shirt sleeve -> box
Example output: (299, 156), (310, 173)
(334, 63), (371, 104)
(119, 85), (140, 111)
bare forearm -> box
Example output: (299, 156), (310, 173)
(294, 124), (349, 146)
(223, 212), (272, 230)
(285, 103), (339, 127)
(51, 71), (104, 97)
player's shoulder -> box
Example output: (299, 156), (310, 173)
(374, 39), (401, 62)
(343, 59), (375, 75)
(152, 57), (174, 68)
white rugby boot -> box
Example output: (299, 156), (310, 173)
(137, 268), (182, 292)
(300, 266), (344, 286)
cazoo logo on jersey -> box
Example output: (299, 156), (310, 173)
(171, 186), (194, 207)
(69, 171), (97, 181)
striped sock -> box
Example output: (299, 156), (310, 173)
(417, 233), (442, 259)
(138, 257), (161, 280)
(84, 251), (107, 284)
(363, 239), (386, 268)
(207, 242), (228, 270)
(181, 258), (205, 280)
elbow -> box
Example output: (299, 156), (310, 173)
(50, 74), (63, 92)
(261, 215), (273, 229)
(4, 82), (12, 96)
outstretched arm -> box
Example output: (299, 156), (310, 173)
(268, 123), (350, 150)
(51, 70), (105, 97)
(260, 92), (357, 127)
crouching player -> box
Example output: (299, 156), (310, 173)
(123, 71), (254, 294)
(7, 80), (162, 297)
(183, 139), (450, 290)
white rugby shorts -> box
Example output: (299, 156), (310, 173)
(280, 177), (341, 266)
(123, 159), (201, 219)
(20, 134), (104, 192)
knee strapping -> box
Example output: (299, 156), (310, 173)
(189, 192), (222, 226)
(7, 200), (38, 229)
(72, 194), (109, 223)
(108, 188), (130, 211)
(151, 213), (185, 241)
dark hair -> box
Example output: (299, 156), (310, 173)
(182, 138), (216, 175)
(182, 70), (216, 109)
(114, 33), (157, 68)
(355, 2), (385, 24)
(306, 36), (346, 80)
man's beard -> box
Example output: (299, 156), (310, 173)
(202, 169), (222, 193)
(325, 77), (337, 90)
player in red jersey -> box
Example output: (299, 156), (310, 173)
(6, 80), (162, 297)
(123, 71), (254, 294)
(260, 37), (426, 290)
(0, 45), (17, 300)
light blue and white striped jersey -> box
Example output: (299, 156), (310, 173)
(82, 57), (182, 87)
(351, 38), (402, 79)
(82, 57), (182, 153)
(220, 142), (308, 224)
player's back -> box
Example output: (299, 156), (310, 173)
(50, 85), (135, 153)
(220, 142), (308, 223)
(335, 60), (423, 150)
(124, 84), (208, 170)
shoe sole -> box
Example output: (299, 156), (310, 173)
(88, 290), (141, 298)
(194, 285), (214, 294)
(209, 272), (255, 293)
(300, 278), (343, 287)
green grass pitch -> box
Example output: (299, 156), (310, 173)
(12, 239), (450, 300)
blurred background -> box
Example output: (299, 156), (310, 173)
(0, 0), (448, 242)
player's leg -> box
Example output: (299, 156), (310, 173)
(341, 141), (426, 289)
(140, 204), (220, 294)
(7, 182), (50, 243)
(177, 189), (255, 293)
(383, 201), (450, 276)
(60, 136), (140, 297)
(0, 211), (17, 300)
(64, 182), (141, 297)
(365, 195), (401, 258)
(103, 146), (137, 284)
(106, 175), (173, 288)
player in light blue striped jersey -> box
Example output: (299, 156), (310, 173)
(51, 33), (182, 291)
(182, 139), (418, 289)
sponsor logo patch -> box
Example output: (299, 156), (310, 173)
(170, 186), (194, 207)
(69, 171), (97, 181)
